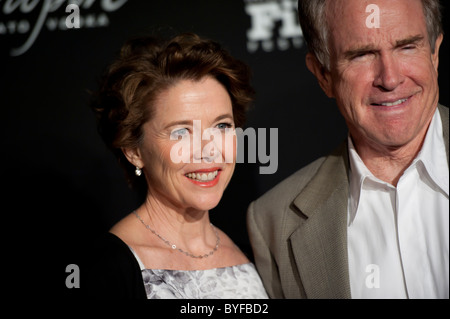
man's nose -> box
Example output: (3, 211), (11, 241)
(373, 53), (405, 91)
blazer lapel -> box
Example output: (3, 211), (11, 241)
(290, 143), (351, 298)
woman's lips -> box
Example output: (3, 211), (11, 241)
(184, 169), (221, 186)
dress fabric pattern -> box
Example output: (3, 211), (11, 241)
(141, 263), (269, 299)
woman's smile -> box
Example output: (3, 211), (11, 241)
(184, 168), (222, 187)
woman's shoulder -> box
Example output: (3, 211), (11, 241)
(83, 232), (147, 299)
(91, 232), (133, 260)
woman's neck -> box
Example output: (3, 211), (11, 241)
(140, 194), (215, 255)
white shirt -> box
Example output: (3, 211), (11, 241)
(347, 109), (449, 299)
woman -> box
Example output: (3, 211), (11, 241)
(87, 33), (268, 299)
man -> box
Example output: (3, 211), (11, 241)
(247, 0), (448, 298)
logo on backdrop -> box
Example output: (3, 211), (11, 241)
(244, 0), (304, 53)
(0, 0), (128, 57)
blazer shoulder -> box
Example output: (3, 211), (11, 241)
(251, 156), (327, 213)
(249, 142), (348, 218)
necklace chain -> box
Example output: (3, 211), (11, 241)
(133, 210), (220, 259)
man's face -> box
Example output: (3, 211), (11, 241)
(323, 0), (442, 152)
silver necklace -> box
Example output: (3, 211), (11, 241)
(133, 210), (220, 259)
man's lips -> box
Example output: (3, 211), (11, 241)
(370, 97), (408, 107)
(370, 96), (412, 107)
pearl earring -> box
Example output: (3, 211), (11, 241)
(135, 166), (142, 176)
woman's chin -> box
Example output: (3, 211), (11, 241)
(189, 195), (223, 212)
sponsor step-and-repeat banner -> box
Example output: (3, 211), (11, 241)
(1, 0), (449, 298)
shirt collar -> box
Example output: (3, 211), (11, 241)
(413, 108), (449, 196)
(347, 108), (449, 226)
(347, 135), (386, 225)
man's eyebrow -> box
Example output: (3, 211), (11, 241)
(343, 35), (425, 59)
(395, 35), (424, 47)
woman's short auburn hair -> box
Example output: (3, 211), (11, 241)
(91, 33), (254, 192)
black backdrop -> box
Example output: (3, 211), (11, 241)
(1, 0), (448, 299)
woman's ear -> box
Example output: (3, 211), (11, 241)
(305, 52), (334, 98)
(122, 147), (144, 169)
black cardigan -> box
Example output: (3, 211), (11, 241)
(83, 232), (147, 299)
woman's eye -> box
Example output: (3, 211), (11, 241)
(216, 122), (233, 130)
(170, 128), (189, 139)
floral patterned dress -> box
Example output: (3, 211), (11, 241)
(129, 248), (269, 299)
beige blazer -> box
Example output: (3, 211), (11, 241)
(247, 104), (449, 299)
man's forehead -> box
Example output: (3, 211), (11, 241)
(326, 0), (425, 28)
(326, 0), (428, 48)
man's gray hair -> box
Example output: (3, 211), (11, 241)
(297, 0), (443, 71)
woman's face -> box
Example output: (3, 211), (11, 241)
(132, 76), (236, 212)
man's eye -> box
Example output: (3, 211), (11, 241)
(352, 52), (370, 59)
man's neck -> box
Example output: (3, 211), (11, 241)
(352, 126), (431, 186)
